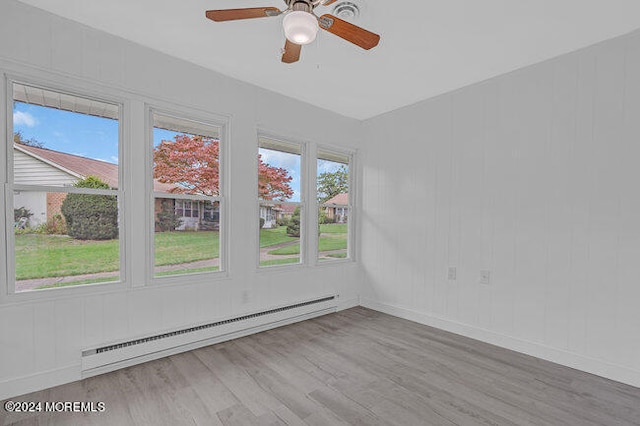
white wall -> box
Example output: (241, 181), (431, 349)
(361, 29), (640, 387)
(0, 1), (361, 399)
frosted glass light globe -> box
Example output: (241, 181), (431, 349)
(283, 11), (319, 45)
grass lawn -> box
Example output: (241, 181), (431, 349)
(15, 231), (221, 280)
(259, 226), (298, 247)
(260, 258), (300, 267)
(16, 225), (342, 281)
(268, 224), (347, 256)
(320, 223), (347, 234)
(15, 234), (119, 280)
(154, 231), (219, 266)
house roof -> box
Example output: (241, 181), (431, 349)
(15, 143), (175, 192)
(324, 193), (349, 206)
(279, 204), (298, 214)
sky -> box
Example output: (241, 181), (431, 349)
(318, 159), (346, 175)
(14, 101), (345, 202)
(13, 102), (119, 164)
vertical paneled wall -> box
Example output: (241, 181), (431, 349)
(361, 30), (640, 387)
(0, 0), (361, 399)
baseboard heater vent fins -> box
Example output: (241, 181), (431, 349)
(81, 295), (337, 376)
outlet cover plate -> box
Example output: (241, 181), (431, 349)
(448, 267), (457, 281)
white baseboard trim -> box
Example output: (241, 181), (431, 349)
(360, 297), (640, 389)
(0, 365), (80, 401)
(336, 297), (359, 311)
(81, 308), (334, 379)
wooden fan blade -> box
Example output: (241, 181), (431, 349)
(322, 0), (339, 5)
(318, 14), (380, 50)
(205, 7), (281, 22)
(282, 39), (302, 63)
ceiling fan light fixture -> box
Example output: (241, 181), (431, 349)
(283, 11), (319, 45)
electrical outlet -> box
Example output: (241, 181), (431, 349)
(241, 290), (251, 304)
(447, 267), (457, 281)
(479, 270), (491, 285)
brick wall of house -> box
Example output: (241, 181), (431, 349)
(46, 192), (67, 221)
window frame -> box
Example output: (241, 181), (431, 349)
(147, 107), (228, 283)
(315, 145), (356, 265)
(3, 76), (127, 298)
(256, 133), (306, 270)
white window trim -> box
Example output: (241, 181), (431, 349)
(3, 75), (128, 301)
(147, 107), (229, 284)
(257, 133), (307, 271)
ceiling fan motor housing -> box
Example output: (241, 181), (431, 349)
(291, 1), (313, 13)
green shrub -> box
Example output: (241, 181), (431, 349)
(276, 216), (290, 227)
(259, 217), (265, 229)
(318, 209), (336, 224)
(156, 199), (182, 231)
(61, 176), (118, 240)
(286, 207), (301, 237)
(40, 214), (67, 235)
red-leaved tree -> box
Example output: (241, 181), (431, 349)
(154, 135), (220, 196)
(258, 155), (293, 200)
(154, 135), (293, 200)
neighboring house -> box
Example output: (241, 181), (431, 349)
(14, 143), (119, 227)
(13, 144), (214, 231)
(323, 193), (348, 223)
(278, 203), (297, 221)
(259, 203), (282, 229)
(153, 198), (219, 232)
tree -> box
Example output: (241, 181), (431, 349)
(61, 176), (118, 240)
(156, 199), (183, 231)
(286, 206), (301, 237)
(153, 134), (293, 200)
(153, 135), (220, 196)
(317, 165), (348, 203)
(14, 131), (45, 148)
(258, 155), (293, 201)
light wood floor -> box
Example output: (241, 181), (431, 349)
(2, 307), (640, 425)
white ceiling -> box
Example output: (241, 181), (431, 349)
(17, 0), (640, 120)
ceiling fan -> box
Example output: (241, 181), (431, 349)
(205, 0), (381, 63)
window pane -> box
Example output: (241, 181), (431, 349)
(13, 84), (119, 187)
(317, 157), (349, 261)
(259, 204), (301, 267)
(258, 147), (300, 203)
(154, 198), (220, 277)
(152, 115), (220, 197)
(152, 113), (222, 278)
(258, 138), (302, 267)
(12, 84), (121, 292)
(14, 191), (120, 292)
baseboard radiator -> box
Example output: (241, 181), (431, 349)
(81, 295), (337, 378)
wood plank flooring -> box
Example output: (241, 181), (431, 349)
(2, 307), (639, 425)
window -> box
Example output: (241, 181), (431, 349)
(258, 137), (303, 267)
(151, 112), (222, 278)
(175, 200), (200, 218)
(10, 83), (121, 292)
(317, 149), (351, 261)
